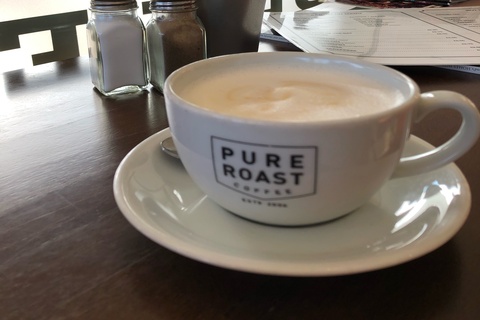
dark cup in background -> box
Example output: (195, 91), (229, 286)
(197, 0), (267, 57)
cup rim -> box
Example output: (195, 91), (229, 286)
(164, 52), (420, 127)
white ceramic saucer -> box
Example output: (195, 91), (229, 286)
(113, 128), (471, 276)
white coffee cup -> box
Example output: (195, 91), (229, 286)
(164, 52), (480, 226)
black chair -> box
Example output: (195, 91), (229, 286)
(0, 10), (88, 66)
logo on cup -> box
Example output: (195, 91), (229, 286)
(211, 137), (317, 200)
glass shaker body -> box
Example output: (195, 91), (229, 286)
(146, 1), (206, 92)
(87, 4), (149, 96)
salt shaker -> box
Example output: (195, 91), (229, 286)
(86, 0), (149, 96)
(146, 0), (206, 92)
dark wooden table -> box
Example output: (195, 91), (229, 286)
(2, 26), (480, 320)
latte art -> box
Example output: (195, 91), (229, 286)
(180, 68), (403, 121)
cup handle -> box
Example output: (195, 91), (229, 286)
(393, 90), (480, 178)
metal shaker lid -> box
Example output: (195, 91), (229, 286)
(150, 1), (197, 11)
(90, 0), (138, 11)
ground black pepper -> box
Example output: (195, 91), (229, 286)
(146, 0), (206, 92)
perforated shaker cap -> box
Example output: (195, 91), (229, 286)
(150, 1), (197, 11)
(90, 0), (138, 11)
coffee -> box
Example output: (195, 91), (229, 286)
(165, 52), (480, 226)
(180, 66), (403, 121)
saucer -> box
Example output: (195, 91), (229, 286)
(113, 128), (471, 276)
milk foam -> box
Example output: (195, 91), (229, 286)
(180, 67), (403, 121)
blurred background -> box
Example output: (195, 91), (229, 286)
(0, 0), (312, 73)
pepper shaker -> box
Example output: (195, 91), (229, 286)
(146, 0), (206, 92)
(86, 0), (149, 96)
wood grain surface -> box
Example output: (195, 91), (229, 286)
(1, 29), (480, 320)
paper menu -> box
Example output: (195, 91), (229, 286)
(264, 6), (480, 65)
